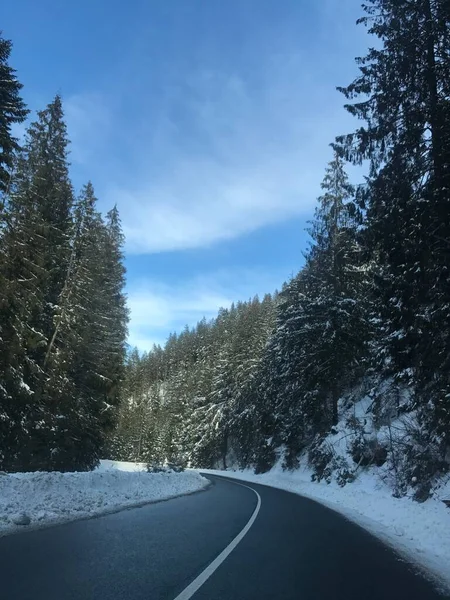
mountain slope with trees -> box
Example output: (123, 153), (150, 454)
(109, 0), (450, 501)
(1, 2), (449, 497)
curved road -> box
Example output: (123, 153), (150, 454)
(0, 474), (447, 599)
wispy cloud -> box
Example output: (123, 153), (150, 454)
(127, 267), (285, 351)
(62, 1), (368, 254)
(107, 55), (355, 254)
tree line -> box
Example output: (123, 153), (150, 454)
(109, 0), (450, 500)
(0, 33), (128, 472)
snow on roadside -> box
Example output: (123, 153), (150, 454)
(0, 461), (209, 536)
(201, 463), (450, 593)
(96, 459), (147, 472)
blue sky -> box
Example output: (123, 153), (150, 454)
(3, 0), (369, 351)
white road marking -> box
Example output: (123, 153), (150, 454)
(172, 478), (262, 600)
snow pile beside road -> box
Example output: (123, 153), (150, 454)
(202, 464), (450, 591)
(0, 462), (208, 536)
(96, 459), (147, 472)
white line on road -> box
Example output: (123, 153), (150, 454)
(172, 478), (262, 600)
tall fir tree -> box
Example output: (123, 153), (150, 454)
(336, 0), (450, 455)
(48, 184), (128, 470)
(0, 32), (28, 195)
(0, 95), (128, 471)
(0, 95), (74, 470)
(0, 32), (28, 468)
(304, 153), (370, 426)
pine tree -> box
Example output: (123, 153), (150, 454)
(183, 312), (233, 468)
(336, 0), (450, 459)
(0, 33), (28, 194)
(66, 196), (128, 469)
(304, 153), (370, 426)
(108, 348), (145, 461)
(256, 272), (320, 468)
(100, 205), (129, 412)
(46, 183), (110, 469)
(0, 96), (129, 471)
(0, 96), (74, 470)
(243, 156), (371, 470)
(0, 33), (28, 469)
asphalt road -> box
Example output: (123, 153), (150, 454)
(0, 474), (447, 600)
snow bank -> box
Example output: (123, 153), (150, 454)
(201, 464), (450, 593)
(0, 461), (209, 536)
(96, 459), (147, 472)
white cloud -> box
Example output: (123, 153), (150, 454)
(127, 283), (229, 352)
(116, 155), (321, 254)
(108, 56), (356, 254)
(64, 3), (369, 254)
(127, 268), (286, 352)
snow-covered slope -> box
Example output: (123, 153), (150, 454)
(0, 460), (209, 536)
(201, 463), (450, 592)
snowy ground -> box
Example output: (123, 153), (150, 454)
(97, 459), (147, 472)
(0, 460), (209, 536)
(201, 463), (450, 593)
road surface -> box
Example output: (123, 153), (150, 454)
(0, 474), (447, 599)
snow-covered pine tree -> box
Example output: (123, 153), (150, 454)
(186, 307), (235, 468)
(48, 184), (128, 470)
(0, 96), (74, 470)
(254, 271), (319, 469)
(230, 294), (276, 469)
(77, 203), (129, 464)
(248, 155), (370, 470)
(336, 0), (450, 491)
(0, 101), (128, 471)
(304, 153), (370, 425)
(176, 319), (216, 466)
(108, 347), (146, 461)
